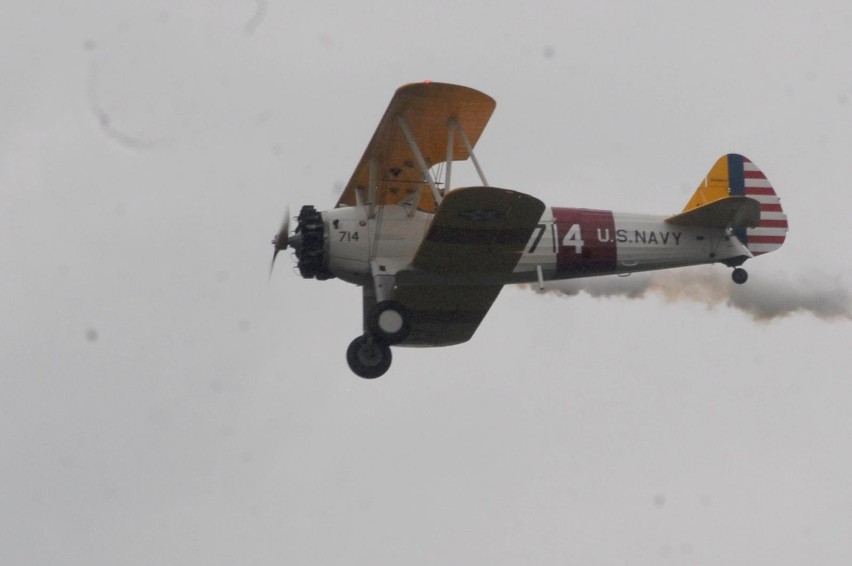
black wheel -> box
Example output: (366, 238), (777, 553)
(367, 300), (411, 345)
(732, 267), (748, 285)
(346, 335), (392, 379)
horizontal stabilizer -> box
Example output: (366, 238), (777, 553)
(665, 196), (761, 228)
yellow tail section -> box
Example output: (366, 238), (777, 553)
(683, 155), (733, 211)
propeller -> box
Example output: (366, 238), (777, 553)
(270, 205), (290, 278)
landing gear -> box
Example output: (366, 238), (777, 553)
(367, 300), (411, 344)
(732, 267), (748, 285)
(346, 335), (392, 379)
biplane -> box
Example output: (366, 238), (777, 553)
(271, 82), (788, 378)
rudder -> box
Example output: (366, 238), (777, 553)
(683, 154), (788, 256)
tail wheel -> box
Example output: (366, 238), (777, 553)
(346, 335), (392, 379)
(367, 300), (412, 345)
(732, 267), (748, 285)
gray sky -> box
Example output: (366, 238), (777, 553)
(3, 1), (852, 564)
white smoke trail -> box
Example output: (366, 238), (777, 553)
(537, 267), (852, 322)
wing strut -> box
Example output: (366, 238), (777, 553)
(355, 158), (379, 220)
(445, 118), (455, 195)
(396, 114), (442, 216)
(396, 114), (492, 217)
(458, 121), (489, 187)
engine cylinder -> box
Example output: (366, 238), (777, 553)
(293, 205), (333, 280)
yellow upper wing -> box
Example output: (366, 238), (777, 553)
(336, 82), (496, 213)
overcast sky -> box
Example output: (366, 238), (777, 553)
(3, 1), (852, 564)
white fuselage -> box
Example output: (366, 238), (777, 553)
(323, 204), (750, 286)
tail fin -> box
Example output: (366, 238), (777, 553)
(681, 154), (788, 256)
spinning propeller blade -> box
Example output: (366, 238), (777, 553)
(270, 205), (290, 277)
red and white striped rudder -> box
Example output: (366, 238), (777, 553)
(739, 155), (787, 256)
